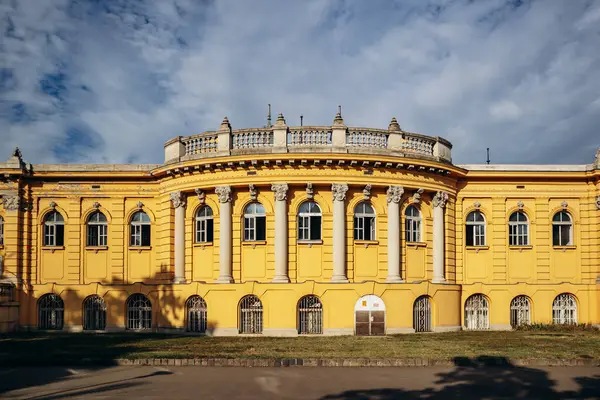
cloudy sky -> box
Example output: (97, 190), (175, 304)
(1, 0), (599, 165)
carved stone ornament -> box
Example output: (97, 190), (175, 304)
(412, 188), (424, 204)
(136, 201), (144, 210)
(48, 201), (57, 210)
(517, 201), (524, 210)
(170, 191), (186, 209)
(595, 195), (600, 210)
(332, 183), (349, 202)
(595, 147), (600, 168)
(92, 201), (100, 210)
(386, 186), (404, 204)
(271, 183), (288, 201)
(249, 184), (258, 201)
(473, 201), (481, 209)
(362, 184), (372, 200)
(215, 186), (232, 203)
(2, 195), (20, 211)
(12, 147), (22, 159)
(432, 191), (449, 208)
(306, 183), (314, 200)
(195, 189), (206, 204)
(561, 201), (568, 209)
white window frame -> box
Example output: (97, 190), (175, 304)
(466, 210), (486, 246)
(508, 211), (529, 246)
(44, 211), (64, 247)
(130, 211), (151, 247)
(552, 293), (577, 325)
(87, 211), (108, 247)
(405, 205), (422, 243)
(243, 203), (266, 242)
(195, 206), (214, 243)
(298, 201), (322, 242)
(354, 202), (376, 241)
(552, 211), (573, 246)
(464, 294), (489, 330)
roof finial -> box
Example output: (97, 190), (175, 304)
(388, 117), (401, 132)
(274, 112), (286, 127)
(220, 116), (231, 131)
(267, 104), (272, 128)
(12, 147), (22, 159)
(333, 105), (344, 126)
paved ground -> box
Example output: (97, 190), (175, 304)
(1, 365), (599, 399)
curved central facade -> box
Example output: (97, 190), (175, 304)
(0, 112), (599, 335)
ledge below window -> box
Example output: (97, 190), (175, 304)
(42, 246), (65, 252)
(128, 246), (152, 253)
(466, 245), (489, 252)
(354, 240), (379, 248)
(85, 246), (108, 253)
(553, 245), (576, 251)
(242, 240), (266, 248)
(193, 242), (214, 248)
(297, 240), (323, 247)
(509, 245), (533, 252)
(406, 242), (427, 248)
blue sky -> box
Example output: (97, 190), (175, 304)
(1, 0), (599, 165)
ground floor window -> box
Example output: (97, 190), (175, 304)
(186, 295), (207, 333)
(552, 293), (577, 325)
(464, 294), (489, 330)
(126, 294), (152, 330)
(239, 295), (263, 334)
(510, 295), (531, 328)
(38, 293), (64, 330)
(83, 295), (106, 331)
(413, 296), (432, 332)
(298, 295), (323, 334)
(354, 295), (385, 336)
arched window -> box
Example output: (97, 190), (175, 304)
(552, 293), (577, 325)
(186, 295), (207, 333)
(0, 216), (4, 245)
(126, 294), (152, 330)
(83, 295), (106, 331)
(405, 205), (422, 243)
(508, 211), (529, 246)
(239, 295), (263, 334)
(298, 295), (323, 334)
(552, 211), (572, 246)
(298, 201), (322, 241)
(354, 202), (376, 241)
(510, 295), (531, 328)
(38, 293), (64, 330)
(195, 206), (214, 243)
(44, 211), (64, 247)
(243, 203), (266, 242)
(465, 210), (486, 246)
(413, 296), (432, 332)
(87, 211), (108, 247)
(130, 211), (151, 247)
(464, 294), (489, 330)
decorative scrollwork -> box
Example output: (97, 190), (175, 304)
(332, 183), (349, 202)
(271, 183), (288, 201)
(170, 191), (186, 209)
(215, 186), (232, 203)
(432, 191), (449, 208)
(386, 186), (404, 204)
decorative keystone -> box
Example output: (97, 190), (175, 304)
(362, 184), (372, 200)
(195, 189), (206, 204)
(388, 117), (401, 132)
(517, 201), (524, 210)
(306, 183), (314, 199)
(220, 116), (231, 131)
(412, 188), (424, 203)
(561, 201), (568, 209)
(249, 184), (258, 201)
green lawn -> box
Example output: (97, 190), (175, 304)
(1, 329), (599, 365)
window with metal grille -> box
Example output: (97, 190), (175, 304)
(130, 211), (151, 247)
(239, 295), (263, 334)
(298, 295), (323, 334)
(465, 210), (486, 246)
(195, 206), (214, 243)
(354, 202), (375, 241)
(126, 294), (152, 330)
(186, 295), (207, 333)
(38, 293), (64, 330)
(413, 296), (432, 332)
(552, 293), (577, 325)
(87, 211), (108, 247)
(43, 211), (64, 247)
(552, 211), (572, 246)
(298, 201), (322, 241)
(405, 205), (422, 243)
(83, 295), (106, 331)
(0, 284), (15, 301)
(464, 294), (489, 330)
(510, 295), (531, 328)
(0, 216), (4, 245)
(243, 203), (266, 241)
(508, 211), (529, 246)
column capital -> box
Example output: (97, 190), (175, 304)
(170, 191), (186, 209)
(332, 183), (349, 202)
(271, 183), (289, 201)
(386, 186), (404, 204)
(433, 191), (449, 208)
(215, 186), (232, 203)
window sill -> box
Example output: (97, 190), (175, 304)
(509, 245), (533, 252)
(194, 242), (214, 248)
(406, 242), (427, 248)
(354, 240), (379, 248)
(297, 240), (323, 247)
(85, 246), (108, 253)
(553, 245), (576, 251)
(466, 245), (489, 252)
(42, 246), (65, 252)
(128, 246), (152, 253)
(242, 240), (266, 248)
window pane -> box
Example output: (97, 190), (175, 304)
(141, 225), (151, 246)
(256, 216), (266, 241)
(88, 226), (98, 247)
(466, 225), (474, 246)
(561, 225), (570, 246)
(310, 216), (321, 240)
(56, 224), (64, 246)
(207, 219), (214, 242)
(552, 225), (560, 246)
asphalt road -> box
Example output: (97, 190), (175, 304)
(1, 365), (599, 399)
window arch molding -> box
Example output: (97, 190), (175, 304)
(232, 194), (274, 216)
(290, 193), (331, 214)
(38, 205), (69, 225)
(125, 205), (155, 224)
(190, 198), (220, 219)
(346, 195), (385, 216)
(80, 205), (112, 224)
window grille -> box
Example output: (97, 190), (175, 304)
(510, 295), (531, 328)
(413, 296), (432, 332)
(298, 295), (323, 334)
(465, 211), (486, 246)
(464, 294), (489, 330)
(0, 216), (4, 245)
(38, 293), (64, 330)
(552, 293), (577, 325)
(87, 211), (108, 247)
(243, 203), (266, 241)
(43, 211), (64, 247)
(130, 211), (151, 247)
(239, 295), (263, 334)
(83, 295), (107, 331)
(298, 201), (322, 241)
(353, 202), (376, 241)
(195, 206), (214, 243)
(186, 295), (207, 333)
(508, 211), (529, 246)
(552, 212), (572, 246)
(126, 294), (152, 330)
(0, 284), (15, 301)
(405, 205), (422, 243)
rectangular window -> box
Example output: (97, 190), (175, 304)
(553, 225), (571, 246)
(354, 217), (364, 240)
(141, 225), (151, 246)
(510, 224), (528, 246)
(309, 216), (321, 240)
(473, 225), (485, 246)
(98, 225), (107, 246)
(255, 216), (266, 241)
(196, 219), (206, 243)
(298, 216), (309, 240)
(244, 217), (255, 241)
(88, 226), (99, 247)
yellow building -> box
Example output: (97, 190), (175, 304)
(1, 112), (599, 335)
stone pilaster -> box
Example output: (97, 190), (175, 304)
(433, 191), (449, 283)
(331, 183), (349, 282)
(386, 186), (404, 283)
(271, 183), (289, 283)
(170, 191), (186, 283)
(215, 186), (233, 283)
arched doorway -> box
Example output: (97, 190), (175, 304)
(354, 295), (385, 336)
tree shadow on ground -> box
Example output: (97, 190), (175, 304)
(321, 356), (600, 400)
